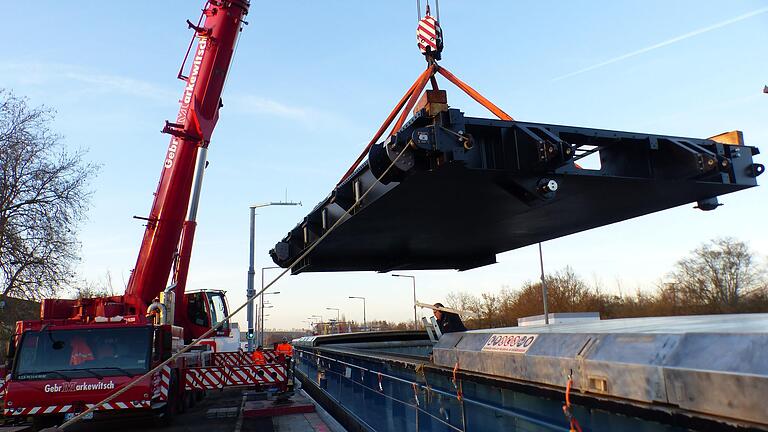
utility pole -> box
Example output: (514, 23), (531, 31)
(326, 307), (340, 334)
(349, 296), (366, 331)
(260, 265), (281, 346)
(539, 242), (549, 325)
(392, 274), (418, 328)
(246, 200), (300, 352)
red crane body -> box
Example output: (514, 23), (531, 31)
(23, 0), (248, 327)
(3, 1), (257, 422)
(126, 0), (248, 316)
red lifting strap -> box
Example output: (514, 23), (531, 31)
(436, 65), (513, 121)
(337, 64), (513, 185)
(337, 65), (435, 185)
(390, 65), (437, 136)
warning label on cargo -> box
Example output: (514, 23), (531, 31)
(481, 334), (538, 354)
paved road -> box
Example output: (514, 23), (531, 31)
(63, 389), (272, 432)
(5, 388), (340, 432)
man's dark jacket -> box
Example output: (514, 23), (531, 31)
(437, 312), (467, 333)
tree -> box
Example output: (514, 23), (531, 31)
(0, 90), (98, 301)
(667, 238), (766, 312)
(71, 270), (116, 299)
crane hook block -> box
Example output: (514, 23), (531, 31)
(417, 9), (443, 60)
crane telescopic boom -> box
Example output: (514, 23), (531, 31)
(125, 0), (249, 316)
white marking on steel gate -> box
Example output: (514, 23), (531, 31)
(185, 364), (286, 390)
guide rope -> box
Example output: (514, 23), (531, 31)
(58, 140), (415, 430)
(62, 5), (512, 429)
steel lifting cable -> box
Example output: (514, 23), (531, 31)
(339, 0), (513, 184)
(61, 8), (518, 429)
(57, 132), (416, 431)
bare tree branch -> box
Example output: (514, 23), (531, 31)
(0, 89), (99, 301)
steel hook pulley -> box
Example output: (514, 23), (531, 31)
(417, 2), (443, 61)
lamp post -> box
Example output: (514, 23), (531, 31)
(392, 274), (417, 328)
(258, 265), (281, 347)
(262, 314), (271, 332)
(538, 243), (549, 325)
(326, 307), (340, 333)
(259, 294), (278, 346)
(247, 200), (300, 352)
(306, 317), (316, 333)
(310, 314), (323, 334)
(348, 296), (366, 331)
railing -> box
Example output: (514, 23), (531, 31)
(295, 349), (574, 432)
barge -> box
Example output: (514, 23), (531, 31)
(293, 314), (768, 431)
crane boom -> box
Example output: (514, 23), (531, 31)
(125, 0), (249, 312)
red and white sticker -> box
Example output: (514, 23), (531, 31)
(482, 334), (538, 354)
(0, 373), (9, 400)
(4, 400), (150, 417)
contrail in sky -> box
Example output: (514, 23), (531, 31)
(553, 7), (768, 81)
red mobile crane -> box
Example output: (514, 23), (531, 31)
(1, 1), (286, 426)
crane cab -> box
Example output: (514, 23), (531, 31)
(183, 290), (240, 352)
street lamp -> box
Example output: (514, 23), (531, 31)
(326, 307), (340, 322)
(348, 296), (366, 331)
(247, 200), (300, 352)
(392, 274), (417, 327)
(538, 243), (550, 325)
(310, 314), (324, 335)
(257, 265), (282, 347)
(259, 291), (280, 346)
(326, 307), (340, 334)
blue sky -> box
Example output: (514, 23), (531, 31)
(3, 1), (767, 330)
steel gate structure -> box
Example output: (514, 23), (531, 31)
(292, 316), (768, 432)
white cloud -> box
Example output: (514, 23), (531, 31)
(0, 61), (176, 101)
(231, 94), (310, 119)
(553, 7), (768, 81)
(1, 61), (359, 132)
(226, 94), (358, 131)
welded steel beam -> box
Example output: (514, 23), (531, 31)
(271, 108), (762, 273)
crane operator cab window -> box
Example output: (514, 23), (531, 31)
(12, 326), (153, 380)
(206, 291), (230, 335)
(186, 291), (230, 335)
(187, 292), (210, 327)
